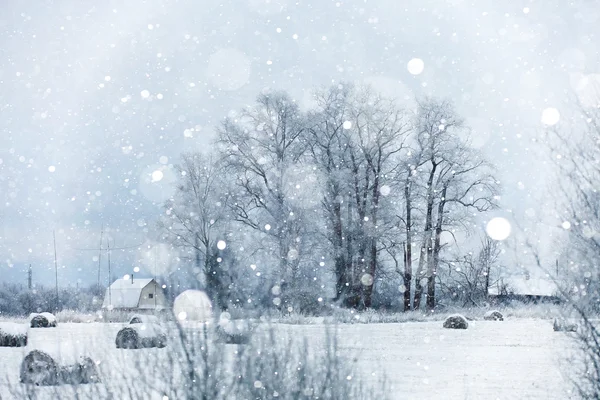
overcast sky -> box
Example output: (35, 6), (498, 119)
(1, 0), (598, 287)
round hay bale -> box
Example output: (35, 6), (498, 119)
(59, 356), (101, 384)
(41, 312), (57, 327)
(129, 314), (160, 325)
(484, 310), (504, 321)
(152, 332), (167, 348)
(30, 314), (49, 328)
(553, 318), (578, 332)
(0, 323), (27, 347)
(20, 350), (59, 386)
(116, 324), (167, 349)
(216, 316), (254, 344)
(443, 314), (469, 329)
(29, 312), (57, 328)
(116, 327), (140, 349)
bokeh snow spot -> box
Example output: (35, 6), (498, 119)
(151, 170), (164, 182)
(217, 240), (227, 250)
(486, 217), (511, 241)
(407, 58), (425, 75)
(541, 107), (560, 126)
(360, 273), (374, 286)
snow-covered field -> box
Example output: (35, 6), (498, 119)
(0, 318), (577, 399)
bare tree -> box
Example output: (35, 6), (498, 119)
(159, 153), (233, 309)
(411, 98), (498, 310)
(439, 237), (502, 307)
(216, 90), (310, 291)
(309, 84), (410, 309)
(540, 103), (600, 397)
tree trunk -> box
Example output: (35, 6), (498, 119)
(413, 162), (437, 310)
(333, 200), (348, 302)
(403, 176), (413, 312)
(363, 165), (381, 309)
(427, 185), (447, 311)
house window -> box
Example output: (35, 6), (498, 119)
(148, 293), (154, 299)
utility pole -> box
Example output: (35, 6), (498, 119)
(154, 246), (157, 309)
(97, 224), (103, 291)
(28, 264), (32, 290)
(107, 240), (112, 307)
(53, 231), (59, 312)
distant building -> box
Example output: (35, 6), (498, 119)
(102, 278), (168, 311)
(488, 275), (561, 304)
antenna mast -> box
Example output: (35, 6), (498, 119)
(97, 224), (103, 291)
(53, 231), (59, 312)
(108, 240), (112, 306)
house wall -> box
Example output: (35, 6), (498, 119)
(138, 282), (168, 309)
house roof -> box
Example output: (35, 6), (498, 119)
(102, 278), (154, 309)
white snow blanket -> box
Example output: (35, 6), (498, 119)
(0, 322), (27, 336)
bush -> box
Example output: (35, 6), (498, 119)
(0, 322), (27, 347)
(443, 314), (468, 329)
(20, 350), (101, 386)
(165, 323), (388, 400)
(483, 310), (504, 321)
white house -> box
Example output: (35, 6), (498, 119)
(102, 278), (168, 311)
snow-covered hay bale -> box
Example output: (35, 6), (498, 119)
(0, 322), (27, 347)
(29, 312), (57, 328)
(216, 315), (254, 344)
(116, 324), (167, 349)
(443, 314), (469, 329)
(483, 310), (504, 321)
(174, 290), (212, 322)
(129, 314), (161, 325)
(553, 318), (578, 332)
(20, 350), (100, 386)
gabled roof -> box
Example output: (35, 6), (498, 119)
(102, 278), (154, 309)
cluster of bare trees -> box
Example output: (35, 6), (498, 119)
(160, 84), (499, 312)
(542, 104), (600, 397)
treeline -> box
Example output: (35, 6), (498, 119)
(160, 83), (501, 312)
(0, 283), (102, 316)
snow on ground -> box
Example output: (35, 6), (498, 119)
(0, 318), (578, 399)
(304, 319), (577, 399)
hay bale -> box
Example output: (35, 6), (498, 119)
(483, 310), (504, 321)
(129, 314), (160, 325)
(20, 350), (100, 386)
(0, 323), (27, 347)
(443, 314), (469, 329)
(553, 318), (578, 332)
(20, 350), (58, 385)
(216, 317), (254, 344)
(58, 356), (101, 385)
(29, 312), (57, 328)
(116, 324), (167, 349)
